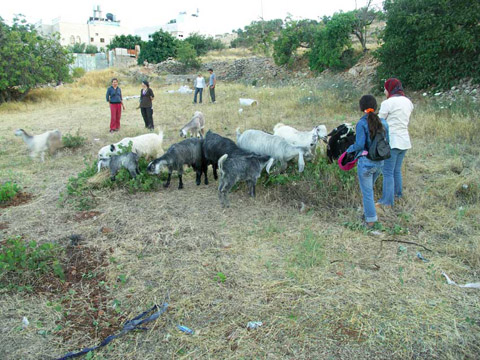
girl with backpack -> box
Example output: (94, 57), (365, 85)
(377, 78), (414, 207)
(345, 95), (390, 228)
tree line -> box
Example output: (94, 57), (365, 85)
(0, 0), (479, 103)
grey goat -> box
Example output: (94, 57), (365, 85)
(218, 153), (274, 208)
(147, 138), (208, 189)
(98, 152), (140, 181)
(179, 111), (205, 138)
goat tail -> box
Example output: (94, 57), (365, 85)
(218, 154), (228, 170)
(265, 157), (275, 174)
(273, 123), (285, 133)
(236, 127), (242, 141)
(157, 129), (164, 143)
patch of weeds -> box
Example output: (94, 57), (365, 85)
(213, 272), (227, 283)
(388, 224), (409, 235)
(290, 229), (325, 268)
(62, 130), (87, 149)
(60, 157), (98, 210)
(298, 95), (321, 106)
(0, 181), (20, 203)
(0, 236), (65, 290)
(117, 274), (128, 284)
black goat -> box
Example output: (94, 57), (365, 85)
(326, 123), (355, 163)
(147, 138), (208, 189)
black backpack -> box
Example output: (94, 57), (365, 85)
(367, 129), (391, 161)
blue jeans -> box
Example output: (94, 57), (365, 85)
(194, 88), (203, 103)
(357, 157), (383, 223)
(378, 149), (407, 206)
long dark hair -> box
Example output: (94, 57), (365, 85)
(359, 95), (383, 139)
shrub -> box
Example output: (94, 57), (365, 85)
(0, 182), (20, 203)
(138, 29), (177, 65)
(176, 42), (201, 69)
(0, 237), (65, 291)
(71, 67), (86, 79)
(62, 130), (87, 149)
(376, 0), (480, 90)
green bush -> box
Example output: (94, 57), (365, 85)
(62, 130), (87, 148)
(137, 29), (177, 65)
(0, 181), (20, 203)
(71, 67), (86, 79)
(176, 41), (201, 69)
(0, 237), (65, 290)
(376, 0), (480, 90)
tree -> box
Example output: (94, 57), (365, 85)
(273, 19), (319, 67)
(107, 34), (143, 50)
(0, 16), (72, 103)
(184, 33), (224, 56)
(309, 12), (356, 72)
(231, 19), (283, 55)
(352, 0), (378, 52)
(85, 44), (98, 54)
(137, 29), (177, 64)
(376, 0), (480, 90)
(176, 41), (201, 69)
(69, 42), (86, 53)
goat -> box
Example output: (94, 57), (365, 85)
(97, 130), (164, 165)
(273, 123), (328, 159)
(98, 152), (140, 181)
(218, 153), (274, 208)
(236, 128), (311, 172)
(179, 111), (205, 138)
(147, 138), (208, 189)
(326, 123), (355, 162)
(14, 129), (62, 162)
(202, 130), (255, 180)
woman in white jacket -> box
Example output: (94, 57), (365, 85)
(193, 74), (206, 104)
(377, 78), (414, 207)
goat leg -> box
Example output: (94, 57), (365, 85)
(178, 174), (184, 189)
(195, 170), (201, 186)
(213, 164), (218, 180)
(164, 173), (172, 188)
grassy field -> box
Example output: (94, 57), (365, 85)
(0, 68), (479, 360)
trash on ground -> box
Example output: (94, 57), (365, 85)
(416, 252), (430, 262)
(239, 98), (258, 106)
(22, 317), (29, 329)
(442, 272), (480, 289)
(124, 95), (140, 100)
(247, 321), (263, 330)
(177, 325), (194, 335)
(238, 108), (243, 114)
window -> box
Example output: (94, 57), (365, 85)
(91, 37), (94, 42)
(70, 35), (75, 45)
(100, 38), (105, 43)
(95, 33), (99, 36)
(76, 36), (81, 44)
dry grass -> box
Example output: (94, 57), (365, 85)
(0, 68), (479, 359)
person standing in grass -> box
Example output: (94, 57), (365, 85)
(346, 95), (389, 228)
(106, 78), (125, 133)
(377, 78), (414, 208)
(193, 73), (206, 104)
(208, 68), (216, 103)
(139, 80), (155, 130)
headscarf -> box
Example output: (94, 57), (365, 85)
(142, 80), (150, 88)
(384, 78), (405, 98)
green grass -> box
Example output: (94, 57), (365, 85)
(0, 181), (20, 203)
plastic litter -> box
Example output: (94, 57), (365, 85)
(238, 108), (243, 114)
(239, 98), (258, 106)
(22, 317), (29, 329)
(247, 321), (263, 330)
(177, 325), (194, 335)
(177, 86), (193, 94)
(442, 272), (480, 289)
(123, 95), (140, 100)
(416, 252), (429, 262)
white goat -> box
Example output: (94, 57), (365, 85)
(14, 129), (62, 162)
(273, 123), (328, 159)
(179, 111), (205, 138)
(97, 130), (164, 172)
(236, 128), (312, 172)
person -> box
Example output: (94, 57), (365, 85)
(346, 95), (390, 228)
(106, 78), (125, 133)
(207, 68), (216, 103)
(377, 78), (414, 208)
(139, 80), (155, 130)
(193, 73), (206, 104)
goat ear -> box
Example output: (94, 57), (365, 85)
(110, 144), (115, 152)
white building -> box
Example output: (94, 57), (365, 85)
(135, 9), (202, 41)
(37, 6), (130, 49)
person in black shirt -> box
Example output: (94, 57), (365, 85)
(139, 80), (155, 130)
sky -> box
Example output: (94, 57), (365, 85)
(1, 0), (383, 36)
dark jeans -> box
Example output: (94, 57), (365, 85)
(209, 86), (216, 102)
(194, 88), (203, 103)
(141, 107), (154, 129)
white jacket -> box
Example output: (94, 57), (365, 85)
(379, 96), (414, 150)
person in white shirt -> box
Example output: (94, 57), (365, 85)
(377, 78), (414, 207)
(193, 74), (206, 104)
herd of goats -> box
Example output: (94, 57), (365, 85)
(14, 111), (355, 207)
